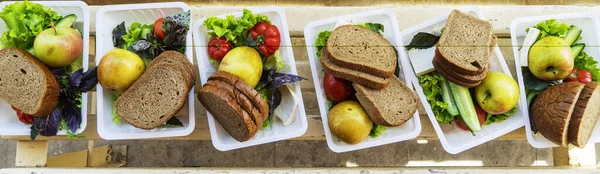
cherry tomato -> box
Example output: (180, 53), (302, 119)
(207, 37), (232, 61)
(323, 72), (354, 102)
(248, 22), (280, 57)
(565, 68), (593, 84)
(12, 106), (34, 125)
(456, 104), (486, 131)
(153, 18), (166, 40)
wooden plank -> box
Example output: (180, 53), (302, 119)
(46, 150), (88, 168)
(45, 144), (128, 167)
(15, 141), (48, 167)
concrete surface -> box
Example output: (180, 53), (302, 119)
(0, 139), (558, 168)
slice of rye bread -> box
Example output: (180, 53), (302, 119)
(207, 71), (268, 121)
(0, 48), (59, 117)
(198, 85), (257, 142)
(325, 25), (397, 78)
(148, 53), (194, 89)
(434, 35), (497, 76)
(352, 76), (419, 127)
(158, 51), (196, 87)
(204, 80), (265, 128)
(433, 55), (489, 83)
(568, 82), (600, 148)
(115, 62), (189, 129)
(432, 59), (481, 88)
(320, 48), (389, 89)
(436, 9), (494, 75)
(532, 82), (586, 147)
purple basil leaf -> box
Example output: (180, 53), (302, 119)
(33, 107), (61, 136)
(64, 99), (82, 133)
(128, 39), (152, 52)
(264, 72), (307, 90)
(163, 26), (188, 48)
(79, 67), (98, 92)
(269, 88), (282, 116)
(51, 68), (67, 77)
(163, 10), (190, 34)
(69, 69), (83, 89)
(112, 22), (127, 48)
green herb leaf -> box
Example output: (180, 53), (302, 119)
(66, 131), (85, 139)
(30, 126), (38, 140)
(574, 51), (600, 82)
(369, 123), (386, 138)
(406, 32), (440, 50)
(418, 72), (455, 124)
(522, 67), (561, 91)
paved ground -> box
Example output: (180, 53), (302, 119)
(0, 139), (559, 168)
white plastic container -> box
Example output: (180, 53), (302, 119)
(95, 2), (194, 140)
(193, 7), (308, 151)
(398, 6), (525, 154)
(304, 9), (422, 153)
(0, 1), (90, 136)
(510, 13), (600, 148)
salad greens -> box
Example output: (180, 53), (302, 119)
(203, 9), (270, 47)
(315, 31), (331, 57)
(574, 51), (600, 81)
(0, 1), (62, 50)
(111, 93), (121, 125)
(369, 124), (386, 138)
(418, 72), (454, 124)
(264, 50), (285, 71)
(485, 106), (518, 125)
(527, 18), (571, 39)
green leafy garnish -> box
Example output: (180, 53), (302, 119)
(484, 106), (518, 125)
(121, 22), (153, 49)
(111, 93), (121, 125)
(418, 72), (455, 124)
(358, 23), (384, 35)
(203, 9), (270, 47)
(59, 119), (68, 130)
(315, 30), (331, 57)
(574, 51), (600, 82)
(0, 1), (62, 50)
(528, 19), (570, 39)
(209, 58), (221, 69)
(369, 124), (386, 138)
(264, 50), (285, 71)
(67, 131), (85, 139)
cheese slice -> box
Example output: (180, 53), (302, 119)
(409, 47), (436, 76)
(274, 85), (298, 126)
(519, 28), (541, 67)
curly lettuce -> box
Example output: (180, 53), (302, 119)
(418, 72), (455, 124)
(121, 22), (153, 49)
(0, 1), (62, 50)
(527, 18), (570, 39)
(264, 50), (285, 71)
(485, 106), (518, 125)
(574, 51), (600, 82)
(315, 30), (331, 57)
(203, 9), (270, 47)
(369, 124), (386, 138)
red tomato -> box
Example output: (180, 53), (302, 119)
(207, 37), (232, 61)
(248, 22), (280, 57)
(456, 104), (486, 131)
(565, 68), (593, 84)
(323, 72), (354, 102)
(153, 18), (166, 40)
(12, 106), (34, 125)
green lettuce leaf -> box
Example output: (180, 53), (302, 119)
(264, 50), (286, 71)
(121, 22), (153, 49)
(0, 1), (62, 50)
(484, 106), (518, 125)
(203, 9), (270, 47)
(315, 30), (331, 57)
(418, 72), (455, 124)
(111, 93), (121, 125)
(528, 18), (570, 39)
(574, 51), (600, 82)
(369, 124), (386, 138)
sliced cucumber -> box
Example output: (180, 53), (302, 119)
(448, 82), (481, 132)
(141, 28), (152, 39)
(440, 78), (459, 116)
(564, 25), (582, 46)
(56, 14), (77, 27)
(571, 43), (585, 57)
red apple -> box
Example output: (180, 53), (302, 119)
(33, 26), (83, 68)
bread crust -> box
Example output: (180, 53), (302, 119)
(432, 58), (480, 88)
(568, 82), (600, 147)
(204, 80), (265, 128)
(159, 51), (196, 88)
(149, 52), (194, 89)
(320, 48), (389, 89)
(433, 52), (489, 83)
(353, 76), (418, 127)
(208, 71), (268, 121)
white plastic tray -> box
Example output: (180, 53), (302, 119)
(193, 7), (308, 151)
(0, 1), (90, 136)
(510, 12), (600, 148)
(398, 6), (525, 154)
(305, 9), (422, 153)
(95, 2), (194, 140)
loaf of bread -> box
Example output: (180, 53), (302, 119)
(568, 82), (600, 148)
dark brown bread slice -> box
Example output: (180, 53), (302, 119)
(432, 59), (480, 87)
(207, 71), (269, 121)
(435, 35), (497, 76)
(204, 80), (264, 128)
(320, 48), (389, 89)
(325, 25), (396, 78)
(568, 82), (600, 148)
(115, 63), (188, 129)
(158, 51), (196, 87)
(0, 48), (59, 117)
(436, 9), (494, 75)
(352, 76), (419, 127)
(433, 55), (489, 83)
(532, 82), (586, 147)
(198, 85), (257, 142)
(148, 53), (193, 89)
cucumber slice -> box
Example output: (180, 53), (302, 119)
(141, 28), (152, 39)
(564, 25), (582, 46)
(448, 82), (481, 132)
(571, 43), (585, 57)
(56, 14), (77, 27)
(440, 78), (459, 116)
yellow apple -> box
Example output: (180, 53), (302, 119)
(328, 100), (372, 144)
(33, 26), (83, 68)
(528, 36), (574, 81)
(474, 72), (520, 114)
(218, 46), (263, 88)
(98, 49), (145, 93)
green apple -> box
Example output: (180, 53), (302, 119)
(98, 49), (146, 93)
(474, 72), (520, 114)
(218, 46), (263, 88)
(33, 26), (83, 68)
(328, 100), (372, 144)
(528, 36), (574, 81)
